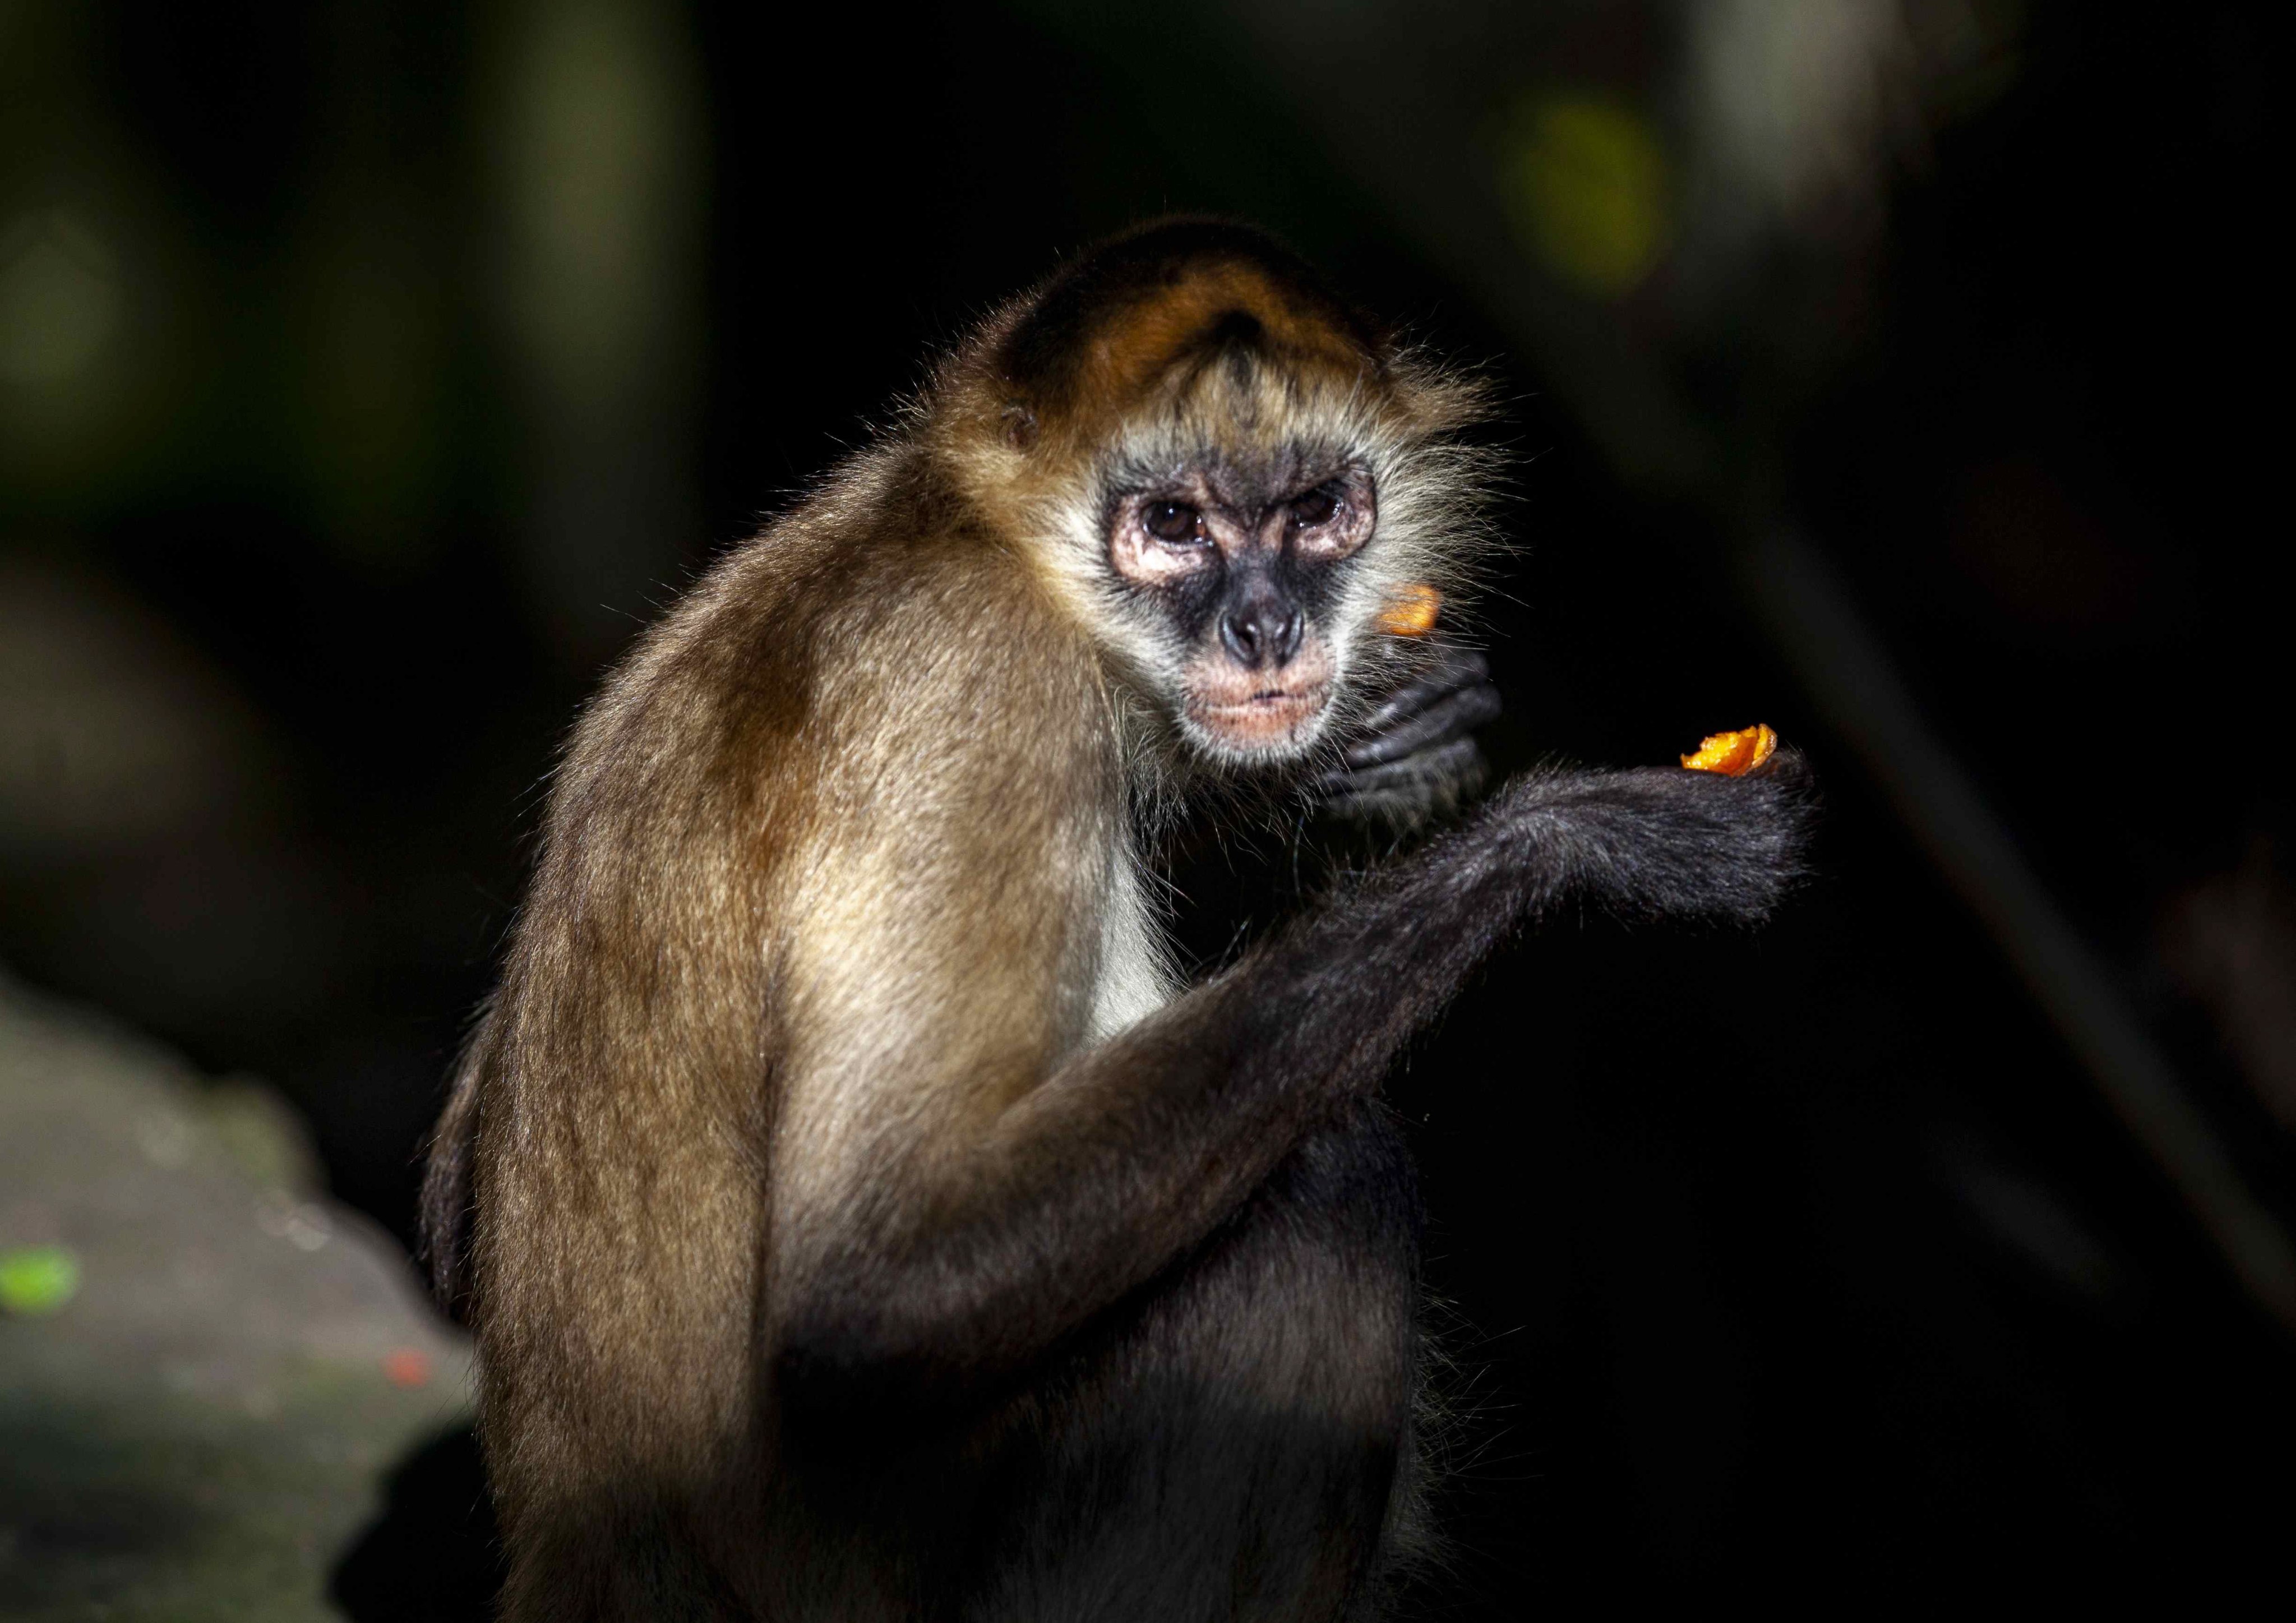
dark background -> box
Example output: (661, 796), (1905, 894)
(3, 0), (2291, 1608)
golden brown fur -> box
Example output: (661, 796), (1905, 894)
(470, 450), (1126, 1592)
(422, 219), (1812, 1620)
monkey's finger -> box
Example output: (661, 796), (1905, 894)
(1358, 647), (1491, 735)
(1747, 741), (1811, 787)
(1315, 736), (1484, 801)
(1344, 680), (1502, 768)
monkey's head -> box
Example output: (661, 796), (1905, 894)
(1100, 451), (1374, 761)
(951, 219), (1499, 773)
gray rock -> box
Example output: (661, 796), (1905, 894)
(0, 972), (472, 1621)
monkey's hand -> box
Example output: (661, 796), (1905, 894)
(1312, 644), (1502, 826)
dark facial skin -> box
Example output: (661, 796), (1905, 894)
(1108, 463), (1376, 757)
(1105, 457), (1502, 811)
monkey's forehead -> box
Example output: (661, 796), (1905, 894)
(1098, 440), (1370, 513)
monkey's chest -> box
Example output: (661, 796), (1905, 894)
(958, 1102), (1424, 1620)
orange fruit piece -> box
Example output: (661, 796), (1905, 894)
(1680, 723), (1777, 777)
(1374, 582), (1443, 637)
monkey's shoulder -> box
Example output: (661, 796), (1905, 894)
(563, 476), (1096, 790)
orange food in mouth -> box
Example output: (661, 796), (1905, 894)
(1373, 583), (1443, 637)
(1680, 723), (1777, 777)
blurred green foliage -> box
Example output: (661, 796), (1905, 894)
(0, 1244), (81, 1316)
(1497, 94), (1671, 299)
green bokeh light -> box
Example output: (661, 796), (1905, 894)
(0, 1244), (82, 1316)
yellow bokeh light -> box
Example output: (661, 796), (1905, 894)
(1497, 94), (1671, 301)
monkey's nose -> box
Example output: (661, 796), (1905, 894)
(1219, 603), (1304, 668)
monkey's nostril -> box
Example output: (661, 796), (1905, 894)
(1221, 604), (1304, 669)
(1220, 610), (1263, 667)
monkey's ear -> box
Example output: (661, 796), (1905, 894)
(1001, 403), (1040, 452)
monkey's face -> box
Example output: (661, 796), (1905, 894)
(1107, 462), (1377, 763)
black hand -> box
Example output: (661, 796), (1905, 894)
(1313, 645), (1502, 825)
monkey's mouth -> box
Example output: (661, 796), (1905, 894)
(1188, 683), (1332, 753)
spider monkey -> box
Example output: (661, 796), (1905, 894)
(421, 218), (1809, 1621)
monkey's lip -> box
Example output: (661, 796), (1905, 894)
(1189, 684), (1332, 749)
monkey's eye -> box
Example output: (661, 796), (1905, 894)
(1288, 488), (1340, 528)
(1144, 501), (1203, 544)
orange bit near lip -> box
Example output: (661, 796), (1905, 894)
(1680, 723), (1777, 777)
(1373, 582), (1443, 637)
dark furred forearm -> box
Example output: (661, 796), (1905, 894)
(778, 757), (1812, 1419)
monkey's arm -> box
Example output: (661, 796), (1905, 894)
(1311, 644), (1501, 823)
(775, 753), (1810, 1421)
